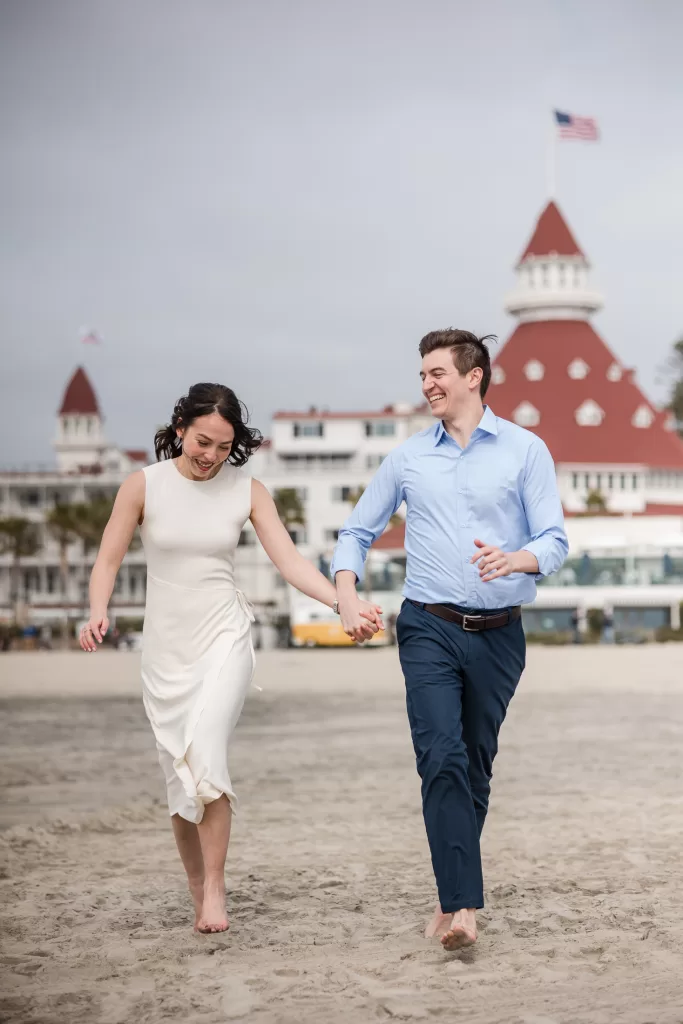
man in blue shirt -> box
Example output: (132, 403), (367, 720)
(331, 329), (568, 951)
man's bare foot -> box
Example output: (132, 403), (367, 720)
(189, 878), (205, 932)
(196, 878), (229, 934)
(425, 904), (452, 939)
(440, 908), (477, 951)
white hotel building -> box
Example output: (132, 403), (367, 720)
(3, 200), (683, 636)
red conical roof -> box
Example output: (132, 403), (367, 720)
(489, 320), (683, 468)
(519, 201), (584, 263)
(59, 367), (100, 416)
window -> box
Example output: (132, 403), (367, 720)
(365, 421), (396, 437)
(568, 358), (590, 380)
(47, 568), (58, 594)
(541, 263), (549, 285)
(632, 405), (654, 429)
(620, 474), (626, 490)
(293, 422), (324, 438)
(287, 528), (306, 545)
(331, 486), (355, 502)
(596, 474), (602, 490)
(574, 399), (604, 426)
(558, 263), (566, 286)
(366, 454), (385, 469)
(632, 474), (638, 490)
(325, 529), (340, 543)
(584, 473), (590, 489)
(238, 530), (255, 547)
(608, 474), (614, 490)
(523, 360), (545, 382)
(572, 472), (578, 489)
(512, 402), (540, 427)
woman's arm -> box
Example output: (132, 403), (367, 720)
(80, 471), (145, 651)
(249, 479), (383, 642)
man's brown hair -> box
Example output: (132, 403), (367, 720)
(418, 329), (497, 398)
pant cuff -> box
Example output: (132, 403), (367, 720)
(440, 896), (484, 913)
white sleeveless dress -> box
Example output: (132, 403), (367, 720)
(140, 459), (255, 823)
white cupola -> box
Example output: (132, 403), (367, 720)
(504, 200), (603, 324)
(53, 366), (107, 473)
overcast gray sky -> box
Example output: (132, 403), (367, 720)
(2, 0), (682, 464)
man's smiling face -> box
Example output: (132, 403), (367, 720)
(420, 348), (482, 419)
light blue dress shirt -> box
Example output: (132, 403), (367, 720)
(331, 406), (568, 610)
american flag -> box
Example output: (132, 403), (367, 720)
(554, 110), (599, 141)
(80, 326), (103, 345)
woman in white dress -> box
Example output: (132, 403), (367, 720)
(80, 383), (382, 933)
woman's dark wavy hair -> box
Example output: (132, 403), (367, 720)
(154, 383), (263, 467)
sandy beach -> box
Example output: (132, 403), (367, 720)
(1, 644), (683, 1023)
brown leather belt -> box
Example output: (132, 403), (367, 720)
(409, 599), (521, 632)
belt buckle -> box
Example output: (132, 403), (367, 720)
(461, 614), (481, 632)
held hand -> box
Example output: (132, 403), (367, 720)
(79, 611), (110, 652)
(358, 600), (384, 633)
(338, 596), (382, 644)
(471, 538), (516, 582)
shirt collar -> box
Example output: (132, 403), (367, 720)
(433, 405), (498, 446)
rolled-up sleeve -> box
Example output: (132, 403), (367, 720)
(330, 452), (403, 583)
(521, 438), (569, 578)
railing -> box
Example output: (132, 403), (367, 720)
(538, 556), (683, 587)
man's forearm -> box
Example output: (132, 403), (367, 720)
(510, 549), (540, 574)
(335, 569), (359, 600)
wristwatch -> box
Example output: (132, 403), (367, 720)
(333, 600), (340, 615)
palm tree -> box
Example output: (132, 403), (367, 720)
(346, 487), (403, 601)
(273, 488), (306, 541)
(70, 496), (140, 616)
(45, 503), (81, 645)
(585, 488), (607, 515)
(663, 335), (683, 437)
(348, 486), (403, 528)
(0, 516), (42, 622)
(68, 497), (116, 617)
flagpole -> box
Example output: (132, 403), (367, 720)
(546, 111), (556, 198)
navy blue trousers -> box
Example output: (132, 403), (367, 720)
(396, 599), (526, 913)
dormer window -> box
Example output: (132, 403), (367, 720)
(632, 405), (654, 429)
(568, 358), (590, 380)
(524, 359), (545, 382)
(512, 401), (540, 427)
(575, 399), (604, 427)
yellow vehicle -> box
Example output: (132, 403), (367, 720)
(289, 598), (389, 647)
(288, 554), (406, 647)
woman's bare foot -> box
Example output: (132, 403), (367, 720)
(189, 878), (205, 932)
(196, 877), (229, 934)
(425, 904), (452, 939)
(440, 908), (477, 951)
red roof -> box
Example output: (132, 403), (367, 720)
(372, 522), (406, 550)
(489, 320), (683, 468)
(59, 367), (100, 416)
(125, 449), (148, 463)
(635, 504), (683, 516)
(519, 201), (583, 263)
